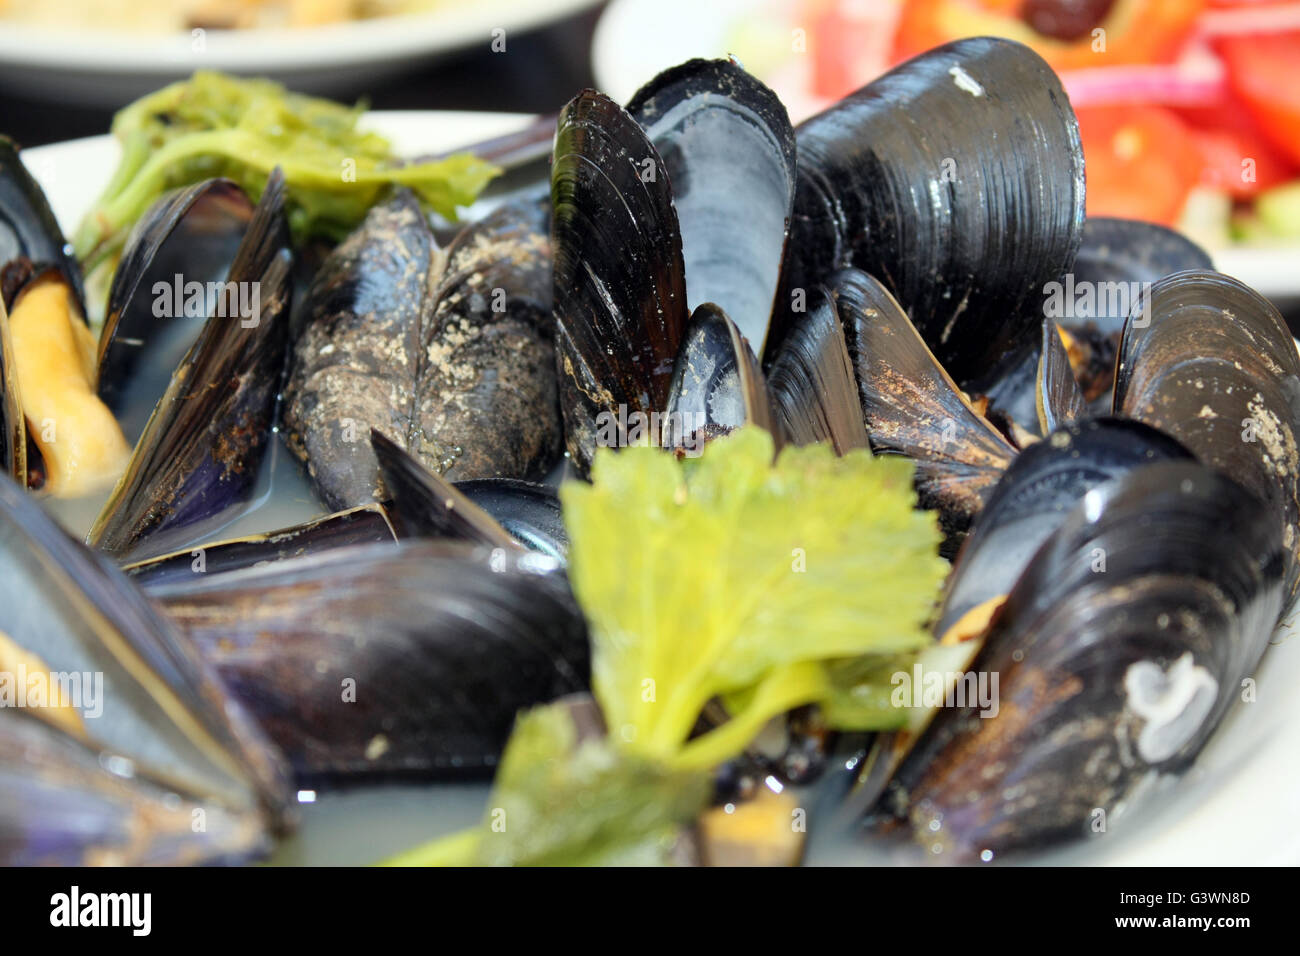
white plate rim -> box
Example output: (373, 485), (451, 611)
(0, 0), (601, 73)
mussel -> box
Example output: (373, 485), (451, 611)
(2, 142), (129, 496)
(832, 267), (1017, 549)
(1114, 270), (1300, 603)
(372, 429), (567, 558)
(122, 503), (398, 588)
(149, 541), (589, 785)
(551, 60), (796, 469)
(774, 37), (1085, 388)
(0, 473), (291, 864)
(1062, 217), (1214, 402)
(283, 194), (561, 511)
(870, 462), (1284, 862)
(87, 170), (293, 560)
(96, 178), (255, 443)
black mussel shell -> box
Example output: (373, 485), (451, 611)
(121, 503), (398, 589)
(1036, 318), (1087, 435)
(372, 428), (520, 551)
(833, 267), (1017, 551)
(871, 462), (1284, 862)
(96, 179), (255, 443)
(627, 58), (796, 356)
(551, 89), (688, 472)
(284, 194), (560, 510)
(87, 170), (293, 561)
(1056, 218), (1214, 404)
(664, 303), (774, 452)
(775, 37), (1084, 386)
(1113, 270), (1300, 603)
(766, 285), (869, 454)
(373, 427), (567, 558)
(149, 541), (590, 785)
(1067, 217), (1214, 340)
(936, 418), (1195, 637)
(0, 136), (83, 308)
(458, 479), (567, 559)
(0, 473), (291, 864)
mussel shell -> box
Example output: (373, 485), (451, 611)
(935, 418), (1194, 636)
(766, 285), (869, 454)
(96, 179), (255, 442)
(1035, 318), (1087, 435)
(1056, 218), (1214, 404)
(121, 504), (398, 589)
(150, 541), (590, 785)
(627, 58), (796, 355)
(664, 303), (774, 451)
(833, 267), (1017, 550)
(551, 89), (688, 471)
(284, 194), (560, 509)
(0, 473), (291, 856)
(872, 462), (1284, 862)
(373, 428), (569, 558)
(776, 37), (1084, 386)
(1068, 217), (1214, 340)
(1, 710), (269, 865)
(459, 478), (568, 559)
(0, 135), (83, 308)
(87, 170), (293, 561)
(1113, 269), (1300, 602)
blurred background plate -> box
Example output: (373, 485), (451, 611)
(0, 0), (602, 105)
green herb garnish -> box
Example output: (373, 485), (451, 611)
(390, 428), (947, 866)
(73, 71), (499, 271)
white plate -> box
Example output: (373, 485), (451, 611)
(0, 0), (601, 105)
(594, 0), (1300, 305)
(21, 112), (1300, 865)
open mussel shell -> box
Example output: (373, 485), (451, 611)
(664, 303), (774, 452)
(833, 267), (1017, 550)
(1114, 269), (1300, 603)
(96, 179), (255, 443)
(766, 285), (869, 454)
(0, 474), (291, 863)
(1035, 318), (1087, 435)
(149, 541), (590, 785)
(551, 89), (688, 472)
(0, 135), (83, 308)
(87, 170), (292, 561)
(284, 194), (560, 510)
(869, 462), (1284, 862)
(122, 503), (398, 589)
(627, 58), (796, 355)
(776, 37), (1084, 386)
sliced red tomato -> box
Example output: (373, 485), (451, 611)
(892, 0), (1205, 70)
(1075, 105), (1203, 224)
(1173, 102), (1300, 197)
(1215, 31), (1300, 166)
